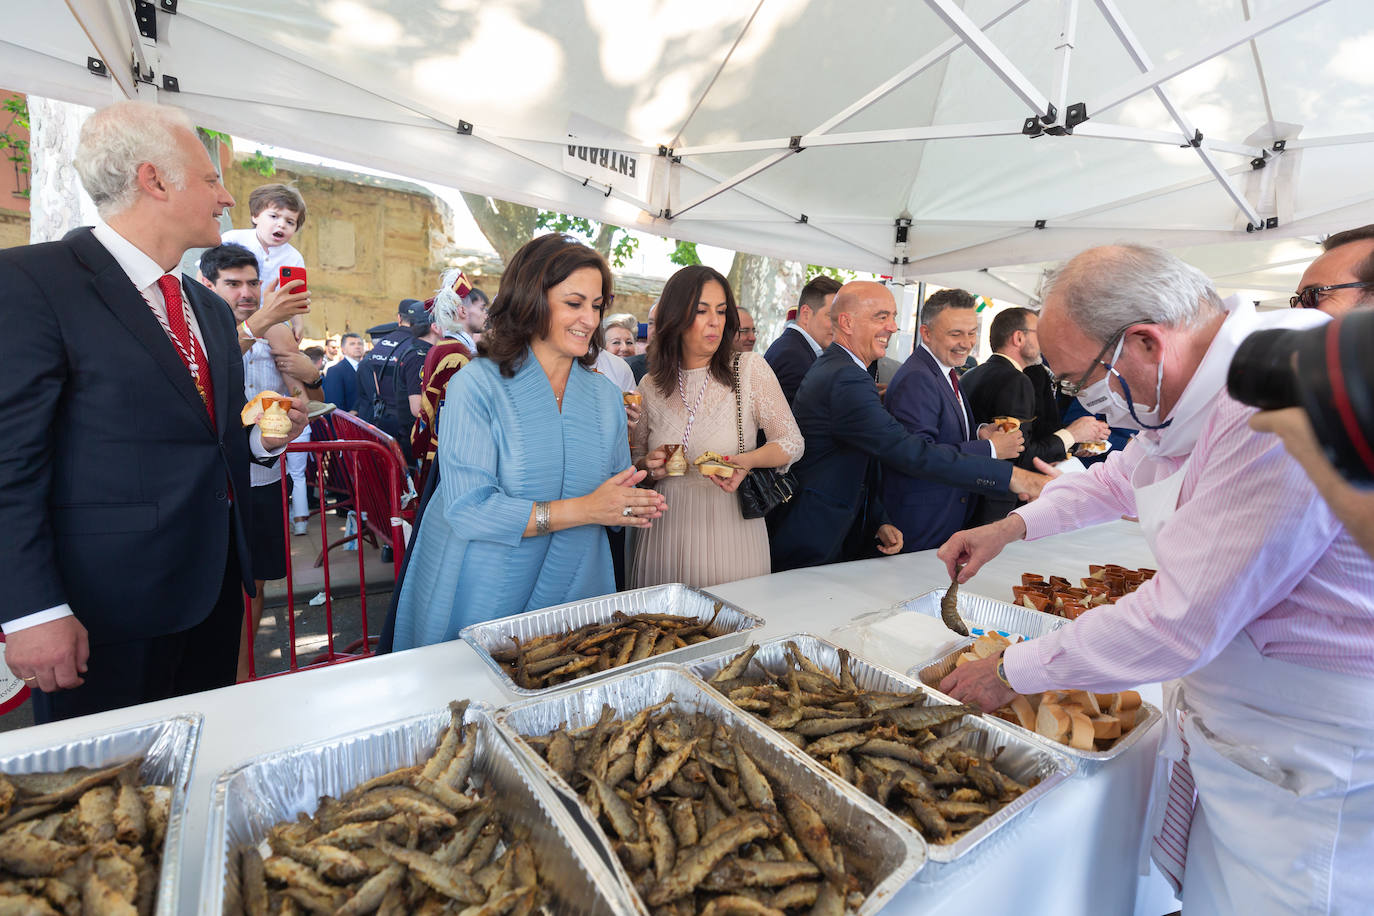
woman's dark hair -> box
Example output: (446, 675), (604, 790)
(478, 233), (613, 377)
(648, 265), (738, 395)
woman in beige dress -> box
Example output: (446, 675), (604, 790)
(629, 266), (803, 588)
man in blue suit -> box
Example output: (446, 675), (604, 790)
(771, 282), (1045, 571)
(883, 289), (1025, 552)
(764, 275), (842, 403)
(323, 331), (364, 412)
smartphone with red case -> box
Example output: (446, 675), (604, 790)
(279, 265), (308, 294)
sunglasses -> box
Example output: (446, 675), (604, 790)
(1289, 281), (1374, 309)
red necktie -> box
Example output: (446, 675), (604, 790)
(950, 367), (970, 437)
(156, 275), (216, 428)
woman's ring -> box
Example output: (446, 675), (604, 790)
(20, 676), (36, 683)
(622, 506), (635, 517)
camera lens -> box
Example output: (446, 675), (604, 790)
(1227, 328), (1304, 410)
(1301, 309), (1374, 485)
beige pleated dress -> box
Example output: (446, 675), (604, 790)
(628, 351), (803, 589)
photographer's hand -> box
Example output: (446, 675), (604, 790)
(1250, 407), (1374, 560)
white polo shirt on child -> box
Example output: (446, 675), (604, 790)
(221, 228), (304, 286)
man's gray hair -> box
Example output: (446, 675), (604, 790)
(74, 101), (195, 219)
(1043, 244), (1224, 342)
(602, 312), (638, 334)
(431, 267), (473, 338)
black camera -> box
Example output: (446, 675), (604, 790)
(1227, 309), (1374, 485)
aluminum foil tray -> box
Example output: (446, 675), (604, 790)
(495, 663), (924, 915)
(461, 583), (763, 696)
(688, 635), (1075, 863)
(0, 713), (202, 916)
(912, 643), (1163, 776)
(902, 587), (1068, 641)
(203, 704), (634, 916)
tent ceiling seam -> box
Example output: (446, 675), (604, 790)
(922, 0), (1051, 117)
(667, 0), (765, 149)
(1240, 0), (1278, 130)
(1088, 0), (1330, 117)
(1094, 0), (1263, 227)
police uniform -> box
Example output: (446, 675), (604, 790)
(358, 299), (432, 462)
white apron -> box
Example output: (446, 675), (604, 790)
(1137, 459), (1374, 914)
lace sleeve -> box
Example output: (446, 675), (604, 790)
(744, 353), (804, 468)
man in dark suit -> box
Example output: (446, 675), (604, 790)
(764, 275), (842, 403)
(961, 308), (1110, 523)
(770, 282), (1046, 571)
(0, 101), (308, 722)
(323, 332), (364, 412)
(882, 289), (1025, 552)
(623, 303), (655, 383)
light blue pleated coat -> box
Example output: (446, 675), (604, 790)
(391, 352), (630, 650)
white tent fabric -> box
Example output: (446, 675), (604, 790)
(3, 0), (1372, 305)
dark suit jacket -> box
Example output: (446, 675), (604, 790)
(961, 354), (1068, 523)
(323, 358), (360, 412)
(0, 228), (259, 645)
(881, 347), (994, 552)
(625, 353), (648, 383)
(770, 345), (1011, 571)
(762, 326), (818, 404)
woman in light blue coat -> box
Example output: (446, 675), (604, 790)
(392, 234), (667, 650)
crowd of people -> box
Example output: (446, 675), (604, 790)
(1, 99), (1372, 913)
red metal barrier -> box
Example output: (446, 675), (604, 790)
(241, 431), (410, 681)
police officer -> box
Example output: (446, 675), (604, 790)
(357, 298), (438, 463)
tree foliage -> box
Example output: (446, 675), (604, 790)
(0, 96), (31, 199)
(535, 211), (639, 267)
(198, 128), (276, 176)
(668, 240), (701, 266)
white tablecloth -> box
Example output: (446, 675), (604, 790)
(0, 519), (1179, 914)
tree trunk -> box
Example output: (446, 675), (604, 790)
(727, 252), (804, 350)
(27, 95), (97, 245)
(459, 192), (539, 265)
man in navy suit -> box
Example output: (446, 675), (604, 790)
(764, 275), (842, 403)
(323, 331), (364, 412)
(0, 101), (308, 722)
(771, 282), (1046, 571)
(883, 289), (1025, 552)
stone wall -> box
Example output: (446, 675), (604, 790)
(0, 209), (25, 249)
(221, 156), (457, 339)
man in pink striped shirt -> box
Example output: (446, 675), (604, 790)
(939, 244), (1374, 914)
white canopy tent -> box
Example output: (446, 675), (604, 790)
(4, 0), (1372, 305)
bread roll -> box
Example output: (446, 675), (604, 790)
(240, 390), (284, 426)
(1009, 695), (1036, 730)
(1035, 702), (1070, 743)
(1091, 715), (1122, 741)
(1068, 711), (1096, 750)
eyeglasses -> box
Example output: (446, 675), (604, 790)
(1055, 320), (1156, 397)
(736, 327), (757, 336)
(1289, 282), (1374, 309)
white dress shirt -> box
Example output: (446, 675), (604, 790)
(4, 224), (282, 635)
(919, 341), (993, 455)
(787, 321), (823, 357)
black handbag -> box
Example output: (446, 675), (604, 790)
(732, 353), (797, 519)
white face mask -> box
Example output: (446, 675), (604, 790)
(1075, 335), (1171, 432)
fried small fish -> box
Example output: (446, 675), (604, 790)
(941, 569), (970, 637)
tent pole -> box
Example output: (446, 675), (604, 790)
(1095, 0), (1264, 228)
(1088, 0), (1330, 117)
(1052, 0), (1079, 125)
(922, 0), (1052, 118)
